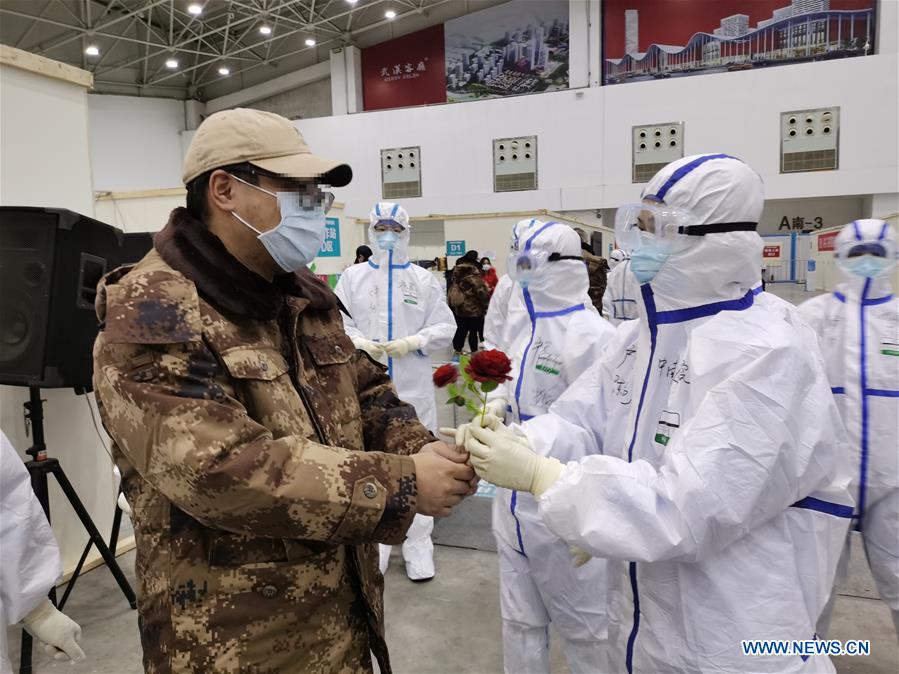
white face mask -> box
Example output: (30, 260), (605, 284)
(482, 263), (492, 271)
(230, 175), (330, 273)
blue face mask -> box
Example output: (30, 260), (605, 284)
(845, 254), (892, 278)
(630, 242), (670, 284)
(231, 177), (328, 273)
(376, 231), (399, 251)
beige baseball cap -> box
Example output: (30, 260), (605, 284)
(182, 108), (352, 186)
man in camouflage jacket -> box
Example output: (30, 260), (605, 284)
(93, 109), (475, 674)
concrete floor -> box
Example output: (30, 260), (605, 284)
(9, 283), (897, 674)
(6, 531), (898, 674)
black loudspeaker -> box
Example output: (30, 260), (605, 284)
(119, 232), (155, 265)
(591, 231), (603, 259)
(0, 207), (125, 390)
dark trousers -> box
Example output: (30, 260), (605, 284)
(453, 316), (484, 352)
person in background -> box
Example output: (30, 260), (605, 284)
(602, 248), (639, 326)
(574, 227), (609, 313)
(461, 222), (616, 674)
(449, 250), (490, 358)
(355, 244), (373, 264)
(800, 219), (899, 638)
(457, 154), (852, 673)
(483, 220), (538, 351)
(335, 201), (457, 582)
(481, 256), (499, 294)
(1, 431), (86, 670)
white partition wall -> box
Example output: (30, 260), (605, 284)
(0, 46), (123, 576)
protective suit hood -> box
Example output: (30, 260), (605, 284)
(639, 154), (764, 313)
(518, 222), (592, 312)
(369, 201), (411, 265)
(834, 219), (896, 301)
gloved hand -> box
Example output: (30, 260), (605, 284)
(465, 424), (563, 496)
(439, 410), (505, 453)
(570, 546), (593, 568)
(352, 337), (384, 359)
(383, 335), (422, 358)
(21, 599), (86, 662)
(481, 397), (508, 425)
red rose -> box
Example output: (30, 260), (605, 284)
(465, 349), (513, 384)
(433, 363), (459, 387)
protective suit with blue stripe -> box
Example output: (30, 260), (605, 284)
(483, 219), (537, 351)
(334, 201), (456, 580)
(799, 219), (899, 637)
(483, 221), (615, 674)
(460, 155), (854, 673)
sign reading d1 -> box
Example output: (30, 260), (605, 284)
(446, 240), (466, 256)
(318, 217), (341, 257)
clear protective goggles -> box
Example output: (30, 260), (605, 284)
(837, 240), (893, 260)
(614, 202), (696, 254)
(230, 173), (334, 213)
(372, 219), (406, 233)
(506, 246), (580, 283)
(614, 201), (758, 253)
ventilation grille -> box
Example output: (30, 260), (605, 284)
(633, 162), (669, 184)
(780, 107), (839, 173)
(495, 172), (538, 192)
(383, 181), (422, 199)
(494, 136), (537, 193)
(381, 146), (422, 199)
(782, 149), (838, 173)
(632, 122), (684, 184)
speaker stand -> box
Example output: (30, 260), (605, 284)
(18, 387), (137, 674)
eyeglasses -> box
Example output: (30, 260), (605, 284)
(230, 172), (334, 213)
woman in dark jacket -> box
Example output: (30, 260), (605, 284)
(448, 250), (491, 355)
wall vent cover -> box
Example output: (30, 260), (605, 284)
(381, 146), (421, 199)
(781, 107), (839, 173)
(633, 122), (684, 183)
(494, 136), (537, 192)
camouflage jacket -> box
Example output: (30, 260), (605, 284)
(450, 261), (491, 318)
(582, 250), (609, 313)
(93, 209), (433, 674)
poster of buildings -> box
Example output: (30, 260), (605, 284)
(602, 0), (876, 86)
(444, 0), (570, 103)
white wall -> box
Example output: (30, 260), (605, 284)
(1, 57), (120, 576)
(88, 94), (185, 193)
(288, 53), (898, 219)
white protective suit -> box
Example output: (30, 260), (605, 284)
(489, 155), (852, 673)
(483, 219), (538, 351)
(602, 250), (640, 326)
(799, 219), (899, 637)
(334, 201), (456, 581)
(489, 222), (616, 673)
(0, 432), (62, 671)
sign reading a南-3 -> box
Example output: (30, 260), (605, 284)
(318, 217), (341, 257)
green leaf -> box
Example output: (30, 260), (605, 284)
(480, 381), (498, 393)
(447, 383), (459, 397)
(467, 381), (478, 394)
(455, 396), (467, 407)
(464, 400), (481, 414)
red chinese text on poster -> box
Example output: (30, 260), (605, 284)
(763, 245), (781, 258)
(818, 231), (839, 252)
(362, 25), (446, 111)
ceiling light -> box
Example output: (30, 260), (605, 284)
(165, 58), (179, 69)
(305, 38), (316, 46)
(259, 25), (272, 35)
(218, 66), (230, 76)
(85, 44), (99, 56)
(385, 10), (397, 19)
(346, 0), (358, 5)
(187, 3), (202, 15)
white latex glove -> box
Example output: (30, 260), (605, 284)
(117, 491), (133, 517)
(383, 335), (422, 358)
(570, 546), (593, 568)
(352, 336), (384, 359)
(482, 397), (508, 424)
(465, 424), (563, 496)
(439, 409), (506, 451)
(21, 599), (86, 662)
